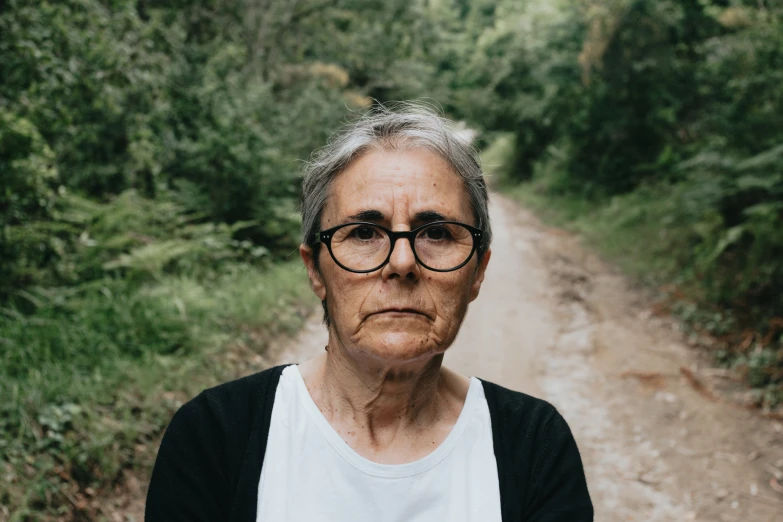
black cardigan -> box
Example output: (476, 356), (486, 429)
(145, 365), (593, 521)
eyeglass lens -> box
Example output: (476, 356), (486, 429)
(329, 223), (475, 271)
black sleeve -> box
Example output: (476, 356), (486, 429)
(144, 365), (284, 522)
(482, 380), (593, 522)
(524, 409), (593, 522)
(144, 393), (230, 521)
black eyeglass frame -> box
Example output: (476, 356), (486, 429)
(309, 221), (484, 274)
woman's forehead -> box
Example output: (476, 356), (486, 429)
(323, 148), (473, 225)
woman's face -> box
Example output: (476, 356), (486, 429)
(302, 148), (491, 364)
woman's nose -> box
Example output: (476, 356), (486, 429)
(382, 236), (419, 280)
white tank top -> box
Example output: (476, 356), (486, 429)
(256, 365), (502, 521)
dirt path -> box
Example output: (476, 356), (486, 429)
(273, 194), (783, 521)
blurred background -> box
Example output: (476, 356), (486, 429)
(1, 0), (781, 518)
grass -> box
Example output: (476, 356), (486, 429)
(0, 261), (317, 519)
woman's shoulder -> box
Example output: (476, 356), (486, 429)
(199, 364), (290, 406)
(477, 378), (577, 457)
(176, 364), (291, 429)
(478, 378), (561, 426)
(150, 365), (291, 489)
(158, 364), (291, 450)
(146, 365), (293, 519)
(478, 379), (593, 520)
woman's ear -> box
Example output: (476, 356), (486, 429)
(469, 248), (491, 303)
(300, 244), (327, 300)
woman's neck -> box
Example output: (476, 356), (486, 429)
(326, 346), (445, 428)
(298, 337), (469, 460)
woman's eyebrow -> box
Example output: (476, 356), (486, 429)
(413, 210), (455, 223)
(346, 209), (385, 222)
(344, 209), (459, 224)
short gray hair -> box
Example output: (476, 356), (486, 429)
(300, 101), (492, 324)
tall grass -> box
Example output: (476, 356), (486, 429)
(0, 262), (316, 518)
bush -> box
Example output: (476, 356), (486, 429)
(467, 0), (783, 398)
(0, 1), (466, 516)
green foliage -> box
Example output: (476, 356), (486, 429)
(468, 0), (783, 398)
(0, 110), (58, 224)
(1, 109), (60, 293)
(0, 262), (315, 516)
(0, 0), (462, 516)
(0, 0), (174, 197)
(0, 0), (419, 269)
(676, 144), (783, 321)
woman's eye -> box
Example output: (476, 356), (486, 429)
(356, 227), (375, 240)
(425, 227), (448, 240)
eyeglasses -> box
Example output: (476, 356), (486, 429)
(309, 221), (484, 273)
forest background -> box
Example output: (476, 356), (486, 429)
(1, 0), (781, 518)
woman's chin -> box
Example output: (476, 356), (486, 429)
(356, 330), (445, 363)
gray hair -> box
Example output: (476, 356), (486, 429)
(300, 101), (492, 324)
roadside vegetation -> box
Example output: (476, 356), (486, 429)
(472, 1), (783, 407)
(0, 0), (462, 517)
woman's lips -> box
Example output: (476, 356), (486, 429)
(370, 308), (430, 319)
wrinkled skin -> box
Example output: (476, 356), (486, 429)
(298, 147), (491, 462)
(301, 148), (490, 364)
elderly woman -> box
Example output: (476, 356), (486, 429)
(145, 104), (592, 521)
